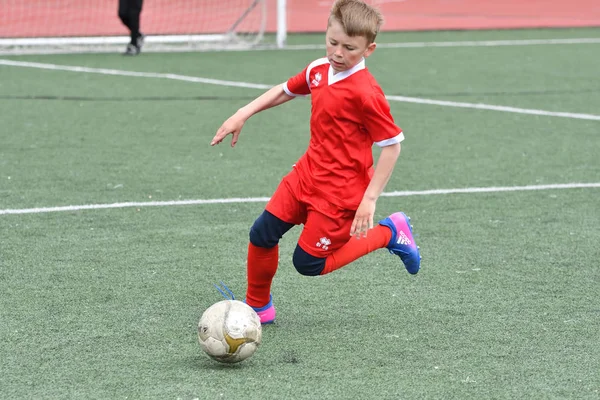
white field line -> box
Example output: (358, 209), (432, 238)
(385, 95), (600, 120)
(0, 198), (270, 216)
(376, 37), (600, 49)
(2, 59), (600, 121)
(1, 183), (599, 216)
(1, 37), (600, 55)
(0, 59), (271, 90)
(286, 37), (600, 51)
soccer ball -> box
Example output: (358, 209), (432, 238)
(197, 299), (262, 363)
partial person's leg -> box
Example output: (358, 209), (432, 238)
(292, 225), (391, 275)
(245, 170), (305, 323)
(246, 210), (294, 308)
(320, 225), (393, 274)
(293, 209), (420, 276)
(292, 207), (356, 276)
(128, 0), (144, 46)
(119, 0), (144, 54)
(118, 0), (132, 30)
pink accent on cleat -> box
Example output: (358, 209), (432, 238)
(379, 212), (421, 274)
(247, 295), (276, 324)
(255, 306), (276, 325)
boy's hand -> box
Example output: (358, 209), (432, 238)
(211, 114), (246, 147)
(350, 198), (376, 239)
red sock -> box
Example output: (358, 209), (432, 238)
(245, 242), (279, 308)
(320, 225), (391, 275)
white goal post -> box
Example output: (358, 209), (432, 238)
(0, 0), (287, 54)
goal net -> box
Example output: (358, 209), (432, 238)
(0, 0), (285, 54)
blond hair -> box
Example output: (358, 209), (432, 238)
(328, 0), (384, 44)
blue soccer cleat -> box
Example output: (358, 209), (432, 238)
(379, 212), (421, 274)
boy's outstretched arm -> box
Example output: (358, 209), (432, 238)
(211, 83), (294, 147)
(351, 142), (402, 238)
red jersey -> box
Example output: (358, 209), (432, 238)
(283, 57), (404, 210)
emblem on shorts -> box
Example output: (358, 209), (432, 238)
(316, 236), (331, 251)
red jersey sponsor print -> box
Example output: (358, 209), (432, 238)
(283, 57), (404, 210)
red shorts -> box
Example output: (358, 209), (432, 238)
(265, 168), (355, 258)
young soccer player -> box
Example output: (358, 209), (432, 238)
(211, 0), (421, 324)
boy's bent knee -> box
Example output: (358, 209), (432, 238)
(249, 225), (273, 248)
(249, 210), (294, 248)
(292, 245), (326, 276)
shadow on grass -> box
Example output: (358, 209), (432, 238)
(180, 355), (254, 370)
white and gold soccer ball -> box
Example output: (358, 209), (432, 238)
(197, 299), (262, 363)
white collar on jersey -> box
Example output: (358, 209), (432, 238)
(328, 58), (366, 85)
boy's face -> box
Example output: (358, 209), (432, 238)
(326, 19), (376, 74)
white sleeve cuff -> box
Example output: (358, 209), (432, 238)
(283, 82), (300, 97)
(375, 132), (405, 147)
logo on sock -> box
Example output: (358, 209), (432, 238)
(316, 237), (331, 251)
(396, 231), (412, 245)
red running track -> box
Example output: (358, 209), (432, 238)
(1, 0), (599, 38)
